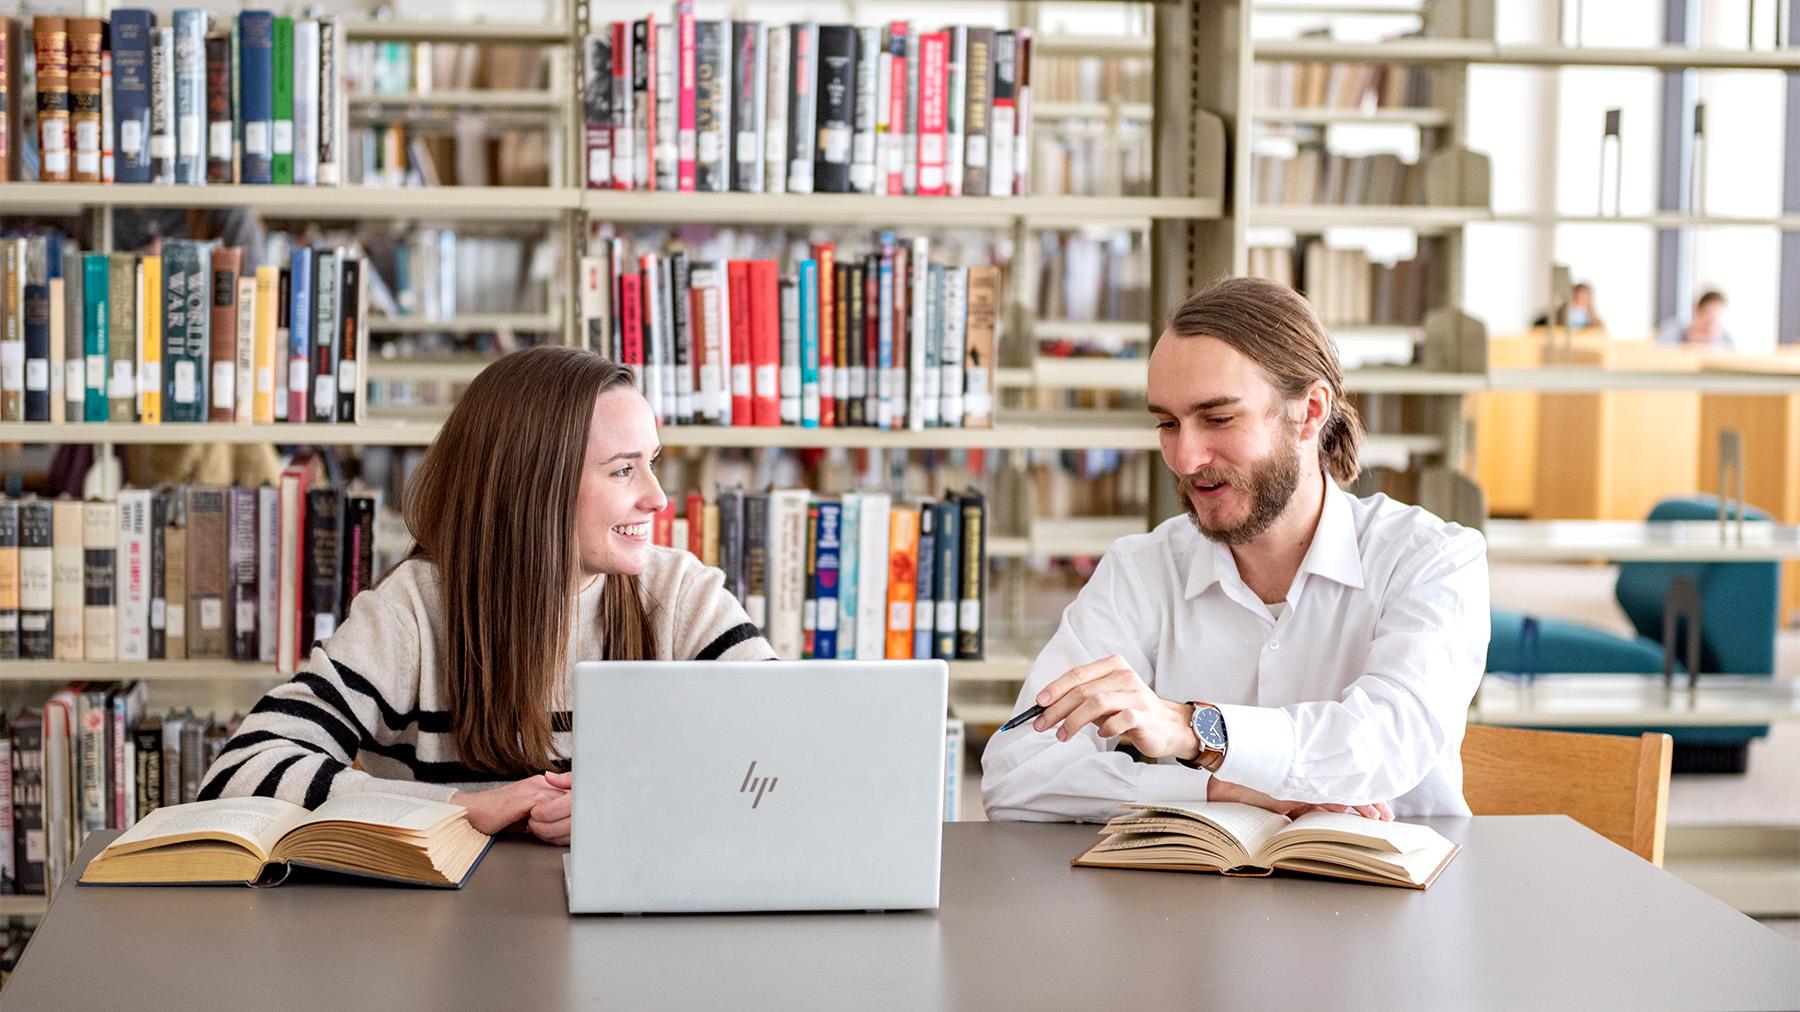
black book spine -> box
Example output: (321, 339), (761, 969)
(336, 257), (361, 423)
(814, 25), (855, 194)
(717, 489), (744, 603)
(932, 499), (960, 660)
(730, 22), (761, 192)
(304, 488), (343, 648)
(226, 487), (259, 660)
(147, 490), (166, 659)
(19, 500), (53, 660)
(956, 491), (985, 659)
(786, 23), (818, 193)
(9, 714), (46, 894)
(340, 493), (377, 615)
(132, 720), (163, 820)
(694, 21), (727, 192)
(670, 251), (693, 424)
(743, 492), (769, 631)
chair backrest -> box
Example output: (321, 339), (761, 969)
(1461, 725), (1673, 865)
(1615, 495), (1779, 675)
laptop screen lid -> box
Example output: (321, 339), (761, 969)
(567, 659), (948, 914)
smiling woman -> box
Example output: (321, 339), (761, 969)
(195, 347), (775, 845)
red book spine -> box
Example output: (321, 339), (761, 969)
(653, 499), (675, 547)
(727, 260), (753, 425)
(916, 32), (949, 196)
(676, 1), (697, 191)
(812, 242), (836, 428)
(621, 272), (644, 373)
(685, 492), (705, 557)
(642, 16), (657, 191)
(885, 24), (907, 195)
(749, 259), (780, 426)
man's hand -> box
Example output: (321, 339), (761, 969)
(1031, 655), (1200, 761)
(1207, 777), (1393, 821)
(449, 773), (568, 838)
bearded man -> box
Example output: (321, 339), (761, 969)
(981, 277), (1489, 821)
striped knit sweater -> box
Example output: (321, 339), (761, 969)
(199, 547), (774, 808)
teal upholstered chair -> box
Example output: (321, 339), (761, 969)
(1487, 495), (1779, 773)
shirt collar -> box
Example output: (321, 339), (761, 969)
(1182, 473), (1366, 600)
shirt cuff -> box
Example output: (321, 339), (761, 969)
(1213, 703), (1296, 798)
(1134, 761), (1212, 806)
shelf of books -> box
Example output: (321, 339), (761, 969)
(1254, 38), (1800, 71)
(0, 183), (579, 219)
(342, 21), (574, 44)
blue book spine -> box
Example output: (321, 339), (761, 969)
(798, 259), (819, 428)
(237, 12), (275, 184)
(836, 497), (858, 660)
(173, 10), (208, 184)
(23, 241), (52, 421)
(111, 10), (155, 183)
(814, 501), (841, 659)
(160, 239), (210, 422)
(82, 255), (110, 422)
(876, 252), (894, 430)
(287, 247), (313, 421)
(913, 508), (935, 662)
(931, 499), (960, 660)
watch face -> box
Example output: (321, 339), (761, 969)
(1192, 706), (1227, 751)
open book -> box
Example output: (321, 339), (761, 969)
(80, 794), (493, 889)
(1072, 802), (1460, 890)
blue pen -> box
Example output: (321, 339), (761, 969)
(997, 704), (1045, 733)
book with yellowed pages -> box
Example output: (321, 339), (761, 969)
(79, 793), (493, 889)
(1072, 802), (1460, 890)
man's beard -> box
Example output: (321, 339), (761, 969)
(1176, 429), (1302, 546)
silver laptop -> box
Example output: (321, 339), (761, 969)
(564, 659), (948, 914)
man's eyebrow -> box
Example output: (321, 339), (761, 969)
(1147, 396), (1240, 415)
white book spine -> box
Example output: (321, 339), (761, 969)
(764, 25), (789, 194)
(641, 257), (665, 422)
(921, 265), (941, 427)
(778, 278), (800, 424)
(850, 28), (878, 194)
(116, 491), (151, 661)
(257, 486), (279, 664)
(655, 23), (679, 190)
(235, 275), (256, 423)
(907, 238), (929, 431)
(714, 259), (732, 425)
(946, 26), (967, 197)
(855, 493), (891, 661)
(767, 490), (810, 659)
(902, 27), (919, 194)
(875, 48), (893, 193)
(692, 263), (723, 422)
(612, 27), (635, 190)
(940, 268), (966, 426)
(739, 23), (768, 194)
(316, 19), (345, 186)
(293, 21), (321, 185)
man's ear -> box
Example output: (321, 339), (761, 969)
(1296, 381), (1331, 442)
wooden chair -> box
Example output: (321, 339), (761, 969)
(1461, 725), (1674, 865)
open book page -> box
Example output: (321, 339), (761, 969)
(293, 793), (469, 835)
(1122, 803), (1293, 864)
(102, 797), (311, 861)
(1264, 811), (1449, 857)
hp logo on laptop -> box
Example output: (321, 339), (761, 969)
(739, 761), (778, 809)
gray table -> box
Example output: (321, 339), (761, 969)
(7, 818), (1798, 1010)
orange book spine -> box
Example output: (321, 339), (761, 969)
(884, 503), (919, 659)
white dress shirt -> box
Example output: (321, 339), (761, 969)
(981, 478), (1489, 821)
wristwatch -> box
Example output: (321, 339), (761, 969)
(1180, 702), (1228, 772)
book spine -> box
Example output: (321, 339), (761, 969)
(207, 246), (239, 422)
(862, 255), (879, 425)
(785, 23), (817, 194)
(0, 502), (15, 659)
(749, 260), (779, 426)
(777, 276), (798, 425)
(946, 27), (966, 197)
(989, 31), (1016, 198)
(106, 253), (137, 422)
(148, 26), (174, 182)
(305, 488), (342, 645)
(341, 493), (376, 614)
(148, 491), (166, 658)
(688, 262), (719, 423)
(851, 27), (878, 194)
(638, 254), (664, 420)
(253, 265), (277, 422)
(963, 265), (997, 427)
(940, 267), (966, 426)
(111, 10), (153, 184)
(916, 32), (948, 196)
(0, 18), (8, 183)
(311, 251), (338, 422)
(814, 500), (841, 659)
(907, 237), (929, 430)
(854, 494), (889, 660)
(275, 470), (304, 673)
(669, 251), (692, 422)
(956, 492), (985, 659)
(582, 33), (610, 189)
(814, 25), (855, 195)
(315, 19), (344, 185)
(160, 240), (208, 423)
(234, 273), (256, 422)
(1013, 29), (1030, 196)
(184, 487), (227, 658)
(903, 27), (918, 194)
(292, 21), (319, 185)
(932, 499), (960, 659)
(75, 689), (108, 840)
(876, 249), (894, 428)
(82, 501), (117, 662)
(675, 1), (696, 191)
(633, 19), (653, 190)
(139, 255), (162, 424)
(132, 719), (162, 821)
(227, 486), (258, 660)
(172, 10), (206, 184)
(798, 259), (819, 427)
(0, 242), (16, 422)
(101, 35), (114, 183)
(836, 494), (859, 657)
(34, 18), (71, 183)
(11, 715), (47, 893)
(742, 494), (769, 629)
(913, 503), (935, 661)
(762, 25), (788, 194)
(812, 243), (835, 427)
(203, 31), (231, 183)
(68, 18), (102, 182)
(727, 260), (753, 423)
(81, 253), (107, 423)
(336, 256), (361, 423)
(654, 22), (676, 191)
(884, 24), (906, 195)
(270, 17), (292, 184)
(286, 247), (312, 422)
(801, 502), (816, 657)
(883, 504), (918, 659)
(694, 21), (727, 192)
(24, 241), (52, 421)
(611, 21), (634, 190)
(52, 500), (83, 660)
(46, 243), (65, 424)
(731, 23), (764, 193)
(19, 501), (53, 660)
(847, 261), (867, 426)
(163, 494), (186, 660)
(117, 490), (151, 661)
(921, 261), (943, 427)
(257, 486), (279, 663)
(272, 266), (290, 419)
(238, 11), (274, 184)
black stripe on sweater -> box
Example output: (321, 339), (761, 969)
(251, 754), (308, 798)
(327, 658), (455, 734)
(303, 757), (349, 810)
(358, 740), (505, 785)
(248, 696), (363, 757)
(196, 755), (255, 802)
(696, 622), (763, 661)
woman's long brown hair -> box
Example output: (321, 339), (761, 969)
(403, 347), (656, 777)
